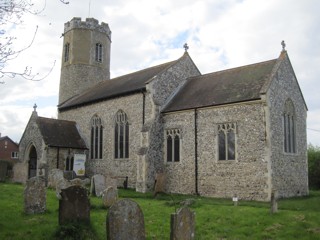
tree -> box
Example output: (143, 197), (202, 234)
(0, 0), (69, 83)
(308, 144), (320, 189)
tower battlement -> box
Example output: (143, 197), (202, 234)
(64, 17), (111, 38)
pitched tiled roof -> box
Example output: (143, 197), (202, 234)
(37, 117), (87, 149)
(58, 58), (181, 111)
(163, 59), (277, 113)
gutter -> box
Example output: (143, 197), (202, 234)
(194, 108), (199, 195)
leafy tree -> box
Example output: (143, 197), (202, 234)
(308, 144), (320, 189)
(0, 0), (69, 83)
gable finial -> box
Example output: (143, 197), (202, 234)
(281, 40), (286, 51)
(183, 43), (189, 52)
(33, 103), (37, 112)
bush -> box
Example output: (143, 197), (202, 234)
(308, 144), (320, 189)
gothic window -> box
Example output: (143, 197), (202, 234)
(64, 42), (70, 62)
(218, 123), (236, 160)
(91, 115), (103, 159)
(166, 129), (181, 162)
(65, 156), (74, 171)
(95, 43), (103, 62)
(283, 99), (296, 153)
(115, 110), (129, 159)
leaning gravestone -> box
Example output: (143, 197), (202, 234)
(59, 185), (90, 225)
(90, 174), (106, 197)
(24, 176), (46, 214)
(107, 199), (146, 240)
(170, 207), (195, 240)
(102, 186), (118, 208)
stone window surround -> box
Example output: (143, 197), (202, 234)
(95, 42), (103, 63)
(114, 110), (129, 160)
(64, 42), (70, 62)
(217, 122), (237, 162)
(283, 98), (296, 154)
(165, 128), (182, 163)
(90, 115), (103, 160)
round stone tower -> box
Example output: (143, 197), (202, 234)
(58, 17), (111, 104)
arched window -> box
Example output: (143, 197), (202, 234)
(64, 42), (70, 62)
(166, 129), (181, 162)
(95, 43), (103, 62)
(283, 99), (296, 153)
(114, 110), (129, 159)
(91, 115), (103, 159)
(218, 123), (236, 160)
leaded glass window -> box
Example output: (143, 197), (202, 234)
(218, 123), (236, 160)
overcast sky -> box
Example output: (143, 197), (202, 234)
(1, 0), (320, 146)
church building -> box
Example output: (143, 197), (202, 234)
(15, 17), (308, 201)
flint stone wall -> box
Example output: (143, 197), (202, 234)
(267, 53), (308, 198)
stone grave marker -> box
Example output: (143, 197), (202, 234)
(106, 199), (146, 240)
(170, 207), (195, 240)
(55, 177), (71, 199)
(270, 190), (278, 214)
(48, 169), (64, 189)
(24, 176), (46, 214)
(105, 175), (118, 189)
(59, 185), (90, 225)
(90, 174), (106, 197)
(102, 186), (118, 208)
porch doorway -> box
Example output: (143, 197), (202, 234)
(28, 146), (37, 178)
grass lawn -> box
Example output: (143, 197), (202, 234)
(0, 182), (319, 239)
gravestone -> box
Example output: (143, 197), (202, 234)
(270, 190), (278, 214)
(24, 176), (46, 214)
(102, 186), (118, 208)
(170, 207), (195, 240)
(107, 199), (145, 240)
(105, 175), (118, 189)
(59, 185), (90, 225)
(154, 172), (166, 197)
(55, 177), (71, 199)
(0, 161), (8, 182)
(90, 174), (106, 197)
(48, 169), (64, 188)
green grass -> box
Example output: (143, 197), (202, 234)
(0, 182), (320, 239)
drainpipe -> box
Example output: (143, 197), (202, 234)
(194, 108), (199, 195)
(56, 147), (60, 169)
(142, 91), (146, 125)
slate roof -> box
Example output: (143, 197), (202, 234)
(37, 117), (87, 149)
(163, 59), (278, 113)
(58, 57), (182, 111)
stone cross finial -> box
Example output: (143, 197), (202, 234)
(183, 43), (189, 52)
(281, 40), (286, 51)
(33, 103), (37, 112)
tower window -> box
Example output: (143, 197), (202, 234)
(64, 43), (70, 62)
(95, 43), (103, 62)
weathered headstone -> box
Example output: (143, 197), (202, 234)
(48, 169), (64, 188)
(102, 186), (118, 208)
(0, 161), (8, 182)
(59, 185), (90, 225)
(90, 174), (106, 197)
(170, 207), (195, 240)
(24, 176), (46, 214)
(105, 175), (118, 189)
(270, 190), (278, 214)
(107, 199), (146, 240)
(55, 177), (71, 199)
(154, 172), (166, 197)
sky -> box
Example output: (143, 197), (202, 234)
(0, 0), (320, 146)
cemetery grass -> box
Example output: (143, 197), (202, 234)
(0, 183), (319, 240)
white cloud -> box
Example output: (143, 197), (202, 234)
(0, 0), (320, 146)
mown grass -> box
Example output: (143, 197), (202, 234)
(0, 182), (320, 239)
